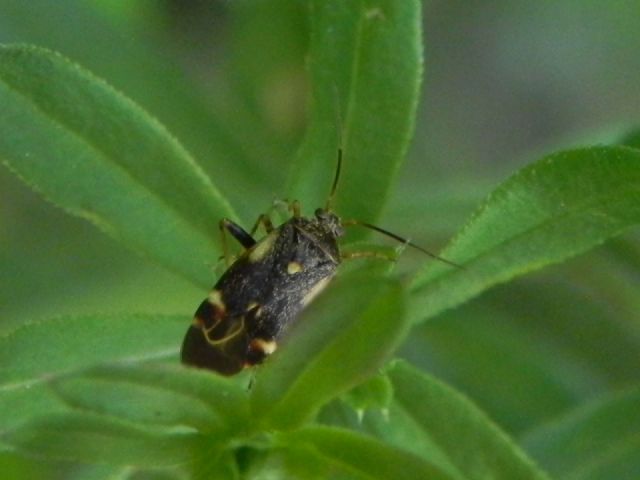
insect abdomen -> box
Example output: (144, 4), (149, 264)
(180, 290), (248, 375)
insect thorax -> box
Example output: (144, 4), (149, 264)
(218, 215), (342, 332)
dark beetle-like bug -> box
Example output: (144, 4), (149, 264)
(181, 152), (456, 375)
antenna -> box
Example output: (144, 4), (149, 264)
(343, 220), (463, 269)
(326, 82), (345, 213)
(325, 148), (342, 211)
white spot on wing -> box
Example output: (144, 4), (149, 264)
(287, 261), (303, 274)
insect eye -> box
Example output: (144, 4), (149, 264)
(315, 208), (326, 218)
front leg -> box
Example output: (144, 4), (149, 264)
(219, 213), (277, 267)
(249, 214), (274, 237)
(219, 218), (257, 267)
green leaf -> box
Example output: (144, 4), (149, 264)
(64, 464), (130, 480)
(410, 146), (640, 324)
(279, 425), (455, 480)
(619, 127), (640, 149)
(404, 305), (597, 434)
(0, 314), (185, 387)
(403, 245), (640, 434)
(126, 468), (189, 480)
(521, 385), (640, 480)
(192, 452), (240, 480)
(2, 412), (203, 468)
(0, 314), (186, 429)
(385, 361), (551, 480)
(287, 0), (422, 226)
(0, 44), (236, 288)
(52, 364), (249, 434)
(226, 0), (308, 138)
(384, 175), (492, 241)
(0, 451), (48, 480)
(0, 383), (66, 433)
(0, 1), (278, 219)
(250, 264), (408, 430)
(341, 372), (394, 414)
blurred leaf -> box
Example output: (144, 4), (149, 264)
(383, 175), (495, 242)
(0, 45), (236, 288)
(0, 383), (66, 433)
(605, 232), (640, 273)
(241, 440), (409, 480)
(2, 412), (202, 468)
(227, 0), (308, 137)
(0, 314), (186, 429)
(0, 0), (276, 217)
(402, 240), (640, 434)
(250, 264), (407, 430)
(341, 372), (394, 414)
(384, 360), (551, 480)
(52, 364), (248, 434)
(58, 463), (187, 480)
(66, 465), (126, 480)
(126, 468), (189, 480)
(279, 425), (454, 480)
(0, 450), (48, 480)
(619, 128), (640, 149)
(404, 305), (599, 434)
(287, 0), (422, 227)
(410, 146), (640, 324)
(521, 385), (640, 480)
(190, 447), (240, 480)
(0, 314), (184, 387)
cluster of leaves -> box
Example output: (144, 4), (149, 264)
(1, 1), (640, 479)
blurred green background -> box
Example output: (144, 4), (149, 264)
(1, 0), (639, 438)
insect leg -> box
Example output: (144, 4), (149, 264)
(219, 219), (257, 267)
(289, 200), (301, 218)
(249, 214), (274, 237)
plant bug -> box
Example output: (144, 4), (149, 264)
(181, 150), (457, 375)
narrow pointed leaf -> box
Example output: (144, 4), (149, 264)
(521, 386), (640, 480)
(403, 249), (640, 434)
(410, 146), (640, 324)
(0, 314), (186, 431)
(405, 306), (601, 434)
(0, 313), (187, 429)
(52, 364), (249, 434)
(251, 265), (407, 429)
(0, 0), (275, 215)
(386, 361), (551, 480)
(341, 372), (394, 413)
(0, 314), (184, 388)
(0, 383), (65, 432)
(279, 425), (455, 480)
(287, 0), (422, 226)
(0, 45), (236, 288)
(2, 412), (203, 467)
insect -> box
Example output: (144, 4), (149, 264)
(181, 151), (456, 375)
